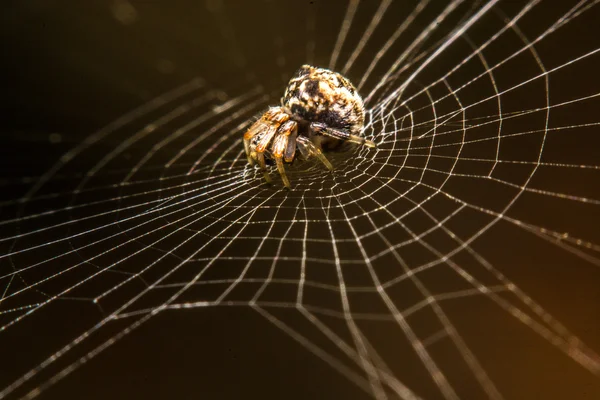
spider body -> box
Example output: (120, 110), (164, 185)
(244, 64), (375, 188)
(282, 65), (364, 136)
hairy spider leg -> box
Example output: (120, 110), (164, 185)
(243, 119), (268, 166)
(296, 135), (334, 171)
(271, 120), (297, 188)
(284, 129), (298, 163)
(254, 124), (278, 183)
(310, 122), (377, 148)
(252, 109), (290, 184)
(243, 108), (289, 167)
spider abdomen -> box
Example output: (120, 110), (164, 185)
(282, 65), (365, 135)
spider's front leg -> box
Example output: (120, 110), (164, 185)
(243, 119), (267, 166)
(253, 124), (278, 184)
(271, 120), (297, 189)
(245, 108), (290, 184)
(310, 122), (377, 149)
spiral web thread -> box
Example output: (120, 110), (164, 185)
(1, 1), (600, 398)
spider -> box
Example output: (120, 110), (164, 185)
(244, 64), (376, 188)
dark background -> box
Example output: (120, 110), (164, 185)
(1, 1), (600, 399)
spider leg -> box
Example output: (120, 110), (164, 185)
(272, 134), (290, 188)
(247, 108), (291, 185)
(243, 119), (267, 166)
(244, 108), (290, 168)
(254, 125), (278, 184)
(271, 120), (297, 189)
(297, 135), (334, 171)
(310, 122), (376, 148)
(284, 128), (298, 163)
(255, 152), (271, 183)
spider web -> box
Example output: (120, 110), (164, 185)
(2, 0), (600, 398)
